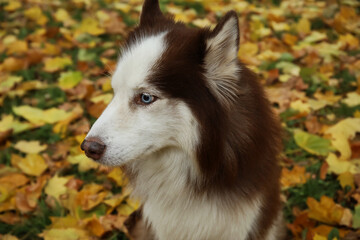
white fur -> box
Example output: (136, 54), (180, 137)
(265, 210), (285, 240)
(85, 32), (278, 239)
(126, 148), (263, 240)
(86, 32), (199, 168)
(205, 16), (241, 107)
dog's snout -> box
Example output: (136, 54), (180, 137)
(81, 138), (106, 160)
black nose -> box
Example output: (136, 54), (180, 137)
(81, 138), (106, 160)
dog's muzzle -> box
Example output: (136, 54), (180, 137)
(81, 138), (106, 160)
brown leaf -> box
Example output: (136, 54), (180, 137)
(87, 101), (107, 118)
(0, 212), (22, 225)
(304, 116), (322, 134)
(0, 129), (13, 146)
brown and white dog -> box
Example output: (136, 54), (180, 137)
(81, 0), (285, 239)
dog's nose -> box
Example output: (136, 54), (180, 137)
(81, 138), (106, 160)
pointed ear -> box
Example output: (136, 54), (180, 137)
(140, 0), (164, 26)
(204, 11), (240, 107)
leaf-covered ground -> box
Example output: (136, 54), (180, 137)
(0, 0), (360, 239)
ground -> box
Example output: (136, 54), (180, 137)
(0, 0), (360, 239)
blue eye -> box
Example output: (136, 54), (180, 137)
(138, 93), (157, 105)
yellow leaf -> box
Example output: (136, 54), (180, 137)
(102, 78), (112, 92)
(49, 215), (78, 229)
(76, 17), (105, 36)
(354, 110), (360, 118)
(45, 175), (71, 201)
(2, 235), (19, 240)
(76, 183), (107, 210)
(107, 167), (127, 186)
(339, 34), (359, 50)
(0, 75), (22, 93)
(338, 172), (355, 189)
(24, 7), (48, 25)
(42, 43), (61, 56)
(13, 106), (72, 125)
(307, 196), (351, 225)
(281, 165), (309, 189)
(314, 234), (327, 240)
(103, 194), (126, 208)
(290, 100), (310, 114)
(238, 42), (258, 58)
(67, 154), (99, 172)
(11, 80), (47, 97)
(0, 114), (31, 135)
(43, 57), (73, 72)
(4, 1), (21, 11)
(326, 118), (360, 160)
(91, 93), (113, 104)
(6, 41), (28, 55)
(271, 22), (290, 32)
(13, 140), (47, 154)
(114, 3), (132, 13)
(58, 71), (83, 90)
(326, 153), (360, 175)
(39, 228), (90, 240)
(54, 9), (74, 26)
(12, 154), (48, 176)
(308, 99), (329, 111)
(192, 18), (213, 28)
(342, 92), (360, 107)
(296, 18), (311, 35)
(85, 217), (106, 237)
(117, 203), (135, 216)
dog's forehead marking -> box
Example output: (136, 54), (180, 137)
(112, 32), (168, 91)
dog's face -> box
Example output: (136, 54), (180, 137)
(82, 0), (240, 169)
(84, 33), (199, 166)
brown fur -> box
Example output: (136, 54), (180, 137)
(124, 0), (283, 239)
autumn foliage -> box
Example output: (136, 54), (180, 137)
(0, 0), (360, 239)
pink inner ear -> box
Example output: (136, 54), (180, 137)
(140, 0), (164, 26)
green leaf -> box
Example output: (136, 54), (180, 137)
(293, 129), (335, 156)
(353, 205), (360, 229)
(77, 49), (96, 61)
(58, 71), (82, 90)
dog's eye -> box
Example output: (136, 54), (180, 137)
(136, 93), (157, 105)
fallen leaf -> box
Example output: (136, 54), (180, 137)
(39, 228), (90, 240)
(24, 7), (48, 25)
(58, 71), (83, 90)
(281, 165), (310, 189)
(4, 1), (21, 11)
(12, 154), (48, 176)
(76, 183), (107, 211)
(326, 118), (360, 160)
(342, 92), (360, 107)
(67, 154), (99, 172)
(338, 172), (355, 190)
(0, 115), (31, 134)
(307, 195), (352, 226)
(43, 57), (72, 72)
(294, 129), (334, 156)
(296, 18), (311, 36)
(107, 167), (127, 186)
(13, 140), (47, 154)
(326, 153), (360, 175)
(6, 41), (28, 55)
(45, 175), (71, 201)
(13, 106), (72, 125)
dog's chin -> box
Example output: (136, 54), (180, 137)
(88, 156), (127, 167)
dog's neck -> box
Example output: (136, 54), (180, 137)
(124, 147), (199, 202)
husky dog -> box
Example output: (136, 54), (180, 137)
(81, 0), (284, 239)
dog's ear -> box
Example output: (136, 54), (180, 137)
(140, 0), (164, 26)
(204, 11), (240, 107)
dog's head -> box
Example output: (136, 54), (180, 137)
(81, 0), (240, 174)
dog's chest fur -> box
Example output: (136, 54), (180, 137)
(127, 150), (263, 240)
